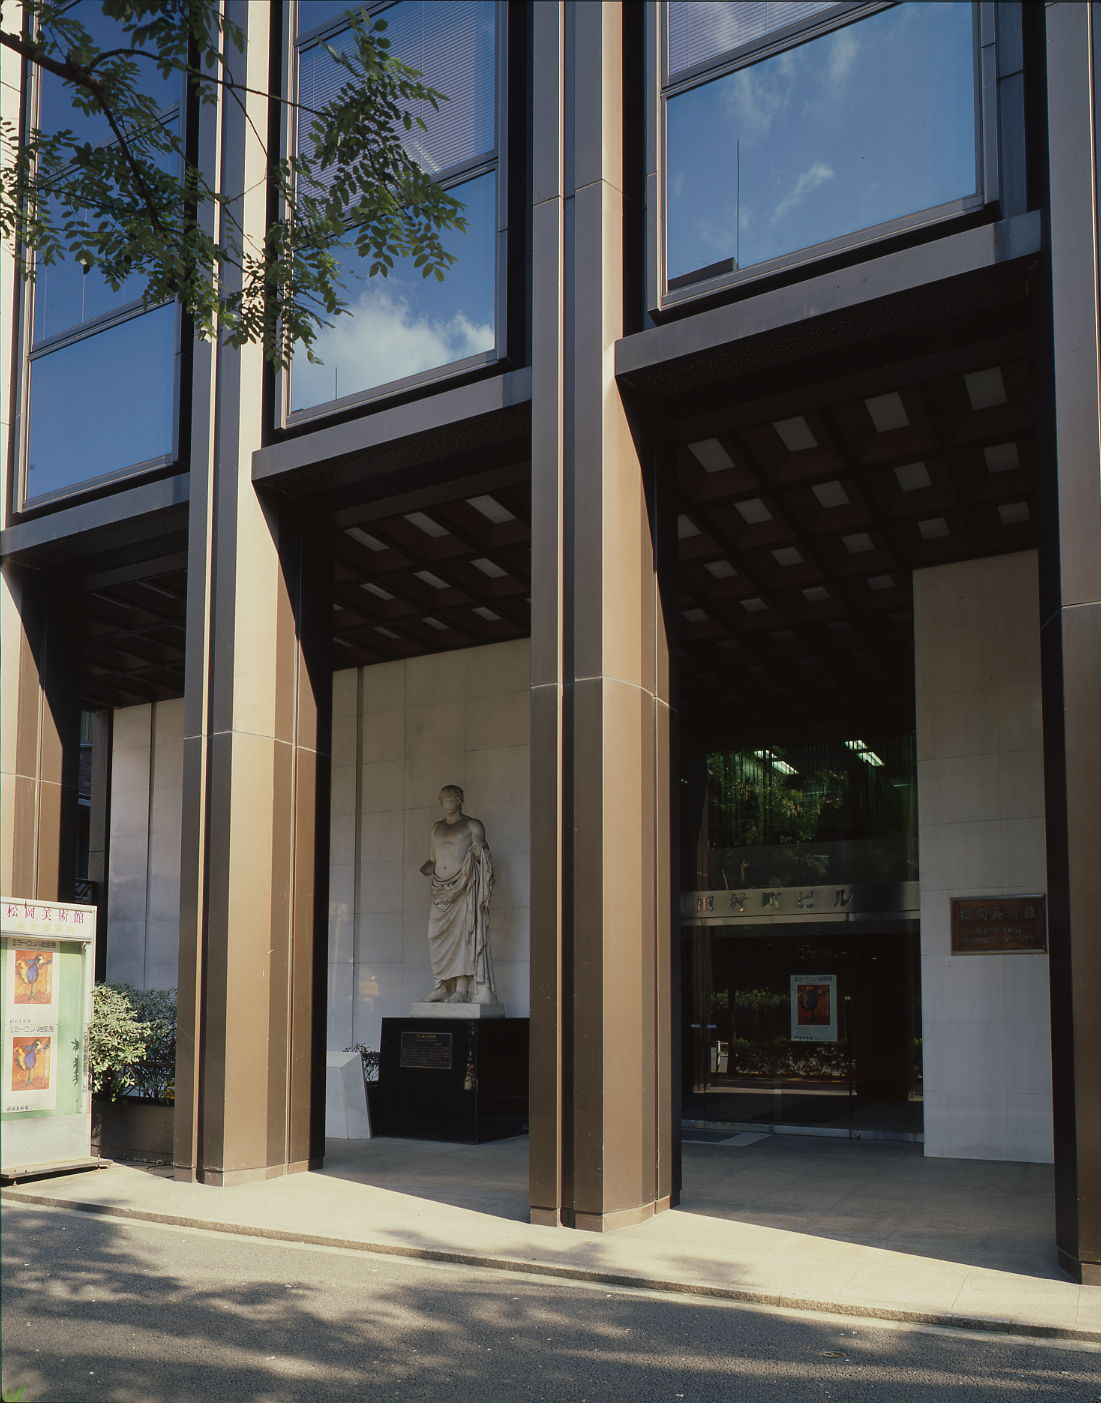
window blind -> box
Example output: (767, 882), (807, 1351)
(298, 0), (495, 189)
(667, 1), (838, 79)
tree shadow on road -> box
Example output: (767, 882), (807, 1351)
(1, 1202), (1094, 1403)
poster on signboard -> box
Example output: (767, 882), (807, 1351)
(790, 973), (838, 1043)
(6, 940), (59, 1018)
(3, 1022), (57, 1112)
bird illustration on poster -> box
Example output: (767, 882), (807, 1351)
(12, 1036), (50, 1091)
(14, 951), (52, 1004)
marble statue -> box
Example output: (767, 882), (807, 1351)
(413, 786), (504, 1016)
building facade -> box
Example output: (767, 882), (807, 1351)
(1, 1), (1098, 1280)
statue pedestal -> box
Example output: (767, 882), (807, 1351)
(376, 1017), (529, 1143)
(409, 999), (506, 1019)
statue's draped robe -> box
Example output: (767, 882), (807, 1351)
(428, 841), (495, 992)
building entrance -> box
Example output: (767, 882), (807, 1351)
(684, 922), (922, 1142)
(682, 733), (921, 1142)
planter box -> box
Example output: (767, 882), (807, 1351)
(92, 1099), (174, 1164)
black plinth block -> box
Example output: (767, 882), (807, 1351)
(376, 1017), (529, 1143)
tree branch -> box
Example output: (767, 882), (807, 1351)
(0, 27), (105, 91)
(0, 27), (167, 233)
(89, 86), (164, 233)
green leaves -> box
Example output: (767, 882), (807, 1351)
(88, 983), (176, 1102)
(2, 0), (468, 369)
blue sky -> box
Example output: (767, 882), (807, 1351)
(666, 3), (977, 279)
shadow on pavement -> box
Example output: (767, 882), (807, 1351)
(318, 1130), (1062, 1282)
(1, 1202), (1093, 1403)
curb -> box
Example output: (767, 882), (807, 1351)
(4, 1187), (1098, 1345)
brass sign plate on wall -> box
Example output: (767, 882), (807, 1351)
(400, 1030), (453, 1070)
(950, 895), (1047, 954)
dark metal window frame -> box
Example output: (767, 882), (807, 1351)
(646, 1), (998, 317)
(278, 0), (510, 430)
(14, 51), (186, 514)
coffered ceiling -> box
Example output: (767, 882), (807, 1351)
(675, 346), (1036, 746)
(75, 477), (534, 707)
(81, 556), (188, 708)
(330, 479), (532, 668)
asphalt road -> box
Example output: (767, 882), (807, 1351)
(2, 1199), (1098, 1403)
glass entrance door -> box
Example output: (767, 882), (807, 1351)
(683, 922), (923, 1141)
(682, 730), (922, 1141)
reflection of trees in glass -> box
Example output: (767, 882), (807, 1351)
(709, 735), (914, 853)
(704, 737), (918, 887)
(707, 749), (846, 848)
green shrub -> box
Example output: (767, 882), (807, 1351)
(89, 984), (177, 1103)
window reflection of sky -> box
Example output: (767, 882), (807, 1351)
(26, 306), (176, 501)
(291, 170), (496, 412)
(33, 0), (181, 349)
(666, 3), (976, 282)
(26, 3), (181, 500)
(294, 0), (497, 409)
(38, 0), (180, 147)
(33, 231), (148, 343)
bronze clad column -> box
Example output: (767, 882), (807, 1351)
(530, 1), (676, 1231)
(0, 565), (82, 903)
(173, 1), (331, 1186)
(1038, 2), (1101, 1285)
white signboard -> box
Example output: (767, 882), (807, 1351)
(2, 899), (95, 942)
(0, 903), (95, 1156)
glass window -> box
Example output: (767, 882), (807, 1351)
(704, 734), (917, 888)
(665, 2), (978, 289)
(292, 170), (496, 411)
(32, 194), (155, 344)
(290, 0), (498, 415)
(21, 0), (183, 506)
(667, 0), (836, 78)
(684, 730), (922, 1141)
(25, 306), (177, 502)
(37, 0), (179, 147)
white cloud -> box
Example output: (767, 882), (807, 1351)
(293, 284), (494, 409)
(771, 161), (835, 224)
(721, 61), (791, 143)
(801, 24), (860, 118)
(826, 26), (859, 93)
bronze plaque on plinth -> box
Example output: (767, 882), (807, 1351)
(400, 1030), (453, 1070)
(950, 895), (1046, 954)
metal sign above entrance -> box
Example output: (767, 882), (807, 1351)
(681, 883), (920, 924)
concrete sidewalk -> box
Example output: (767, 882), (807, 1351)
(2, 1134), (1098, 1341)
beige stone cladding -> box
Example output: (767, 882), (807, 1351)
(915, 550), (1051, 1162)
(104, 698), (184, 991)
(327, 639), (530, 1056)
